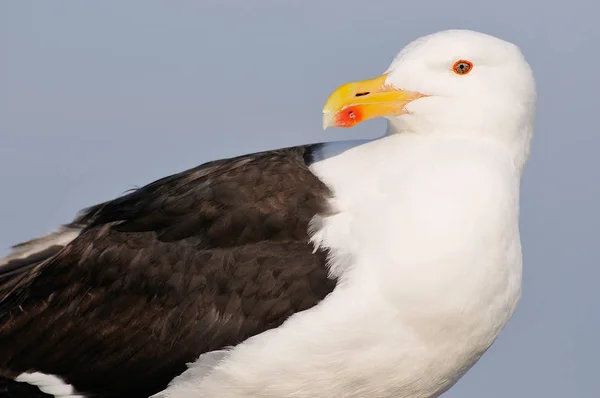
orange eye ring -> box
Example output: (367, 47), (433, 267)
(453, 60), (473, 75)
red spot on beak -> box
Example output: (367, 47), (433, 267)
(336, 106), (363, 128)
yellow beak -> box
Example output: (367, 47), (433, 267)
(322, 73), (425, 129)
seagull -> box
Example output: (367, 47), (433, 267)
(0, 29), (536, 398)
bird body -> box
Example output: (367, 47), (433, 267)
(163, 132), (524, 398)
(0, 29), (535, 398)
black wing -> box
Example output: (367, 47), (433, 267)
(0, 144), (336, 398)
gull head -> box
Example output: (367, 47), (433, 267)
(323, 29), (536, 167)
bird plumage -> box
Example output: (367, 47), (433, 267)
(0, 29), (536, 398)
(0, 145), (336, 397)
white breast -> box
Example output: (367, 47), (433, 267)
(158, 134), (523, 398)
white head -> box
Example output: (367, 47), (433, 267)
(323, 29), (536, 169)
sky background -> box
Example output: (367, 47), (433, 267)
(1, 1), (598, 396)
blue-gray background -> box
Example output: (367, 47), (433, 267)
(1, 1), (597, 396)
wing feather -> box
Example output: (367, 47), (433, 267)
(0, 144), (335, 398)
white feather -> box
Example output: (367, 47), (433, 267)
(0, 226), (80, 267)
(157, 349), (232, 394)
(15, 372), (84, 398)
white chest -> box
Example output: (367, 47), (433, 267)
(308, 135), (523, 386)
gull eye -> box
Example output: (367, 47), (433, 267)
(453, 60), (473, 75)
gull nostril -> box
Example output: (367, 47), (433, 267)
(355, 92), (370, 97)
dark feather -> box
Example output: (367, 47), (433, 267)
(0, 144), (336, 398)
(0, 377), (54, 398)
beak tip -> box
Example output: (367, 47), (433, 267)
(322, 111), (333, 130)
